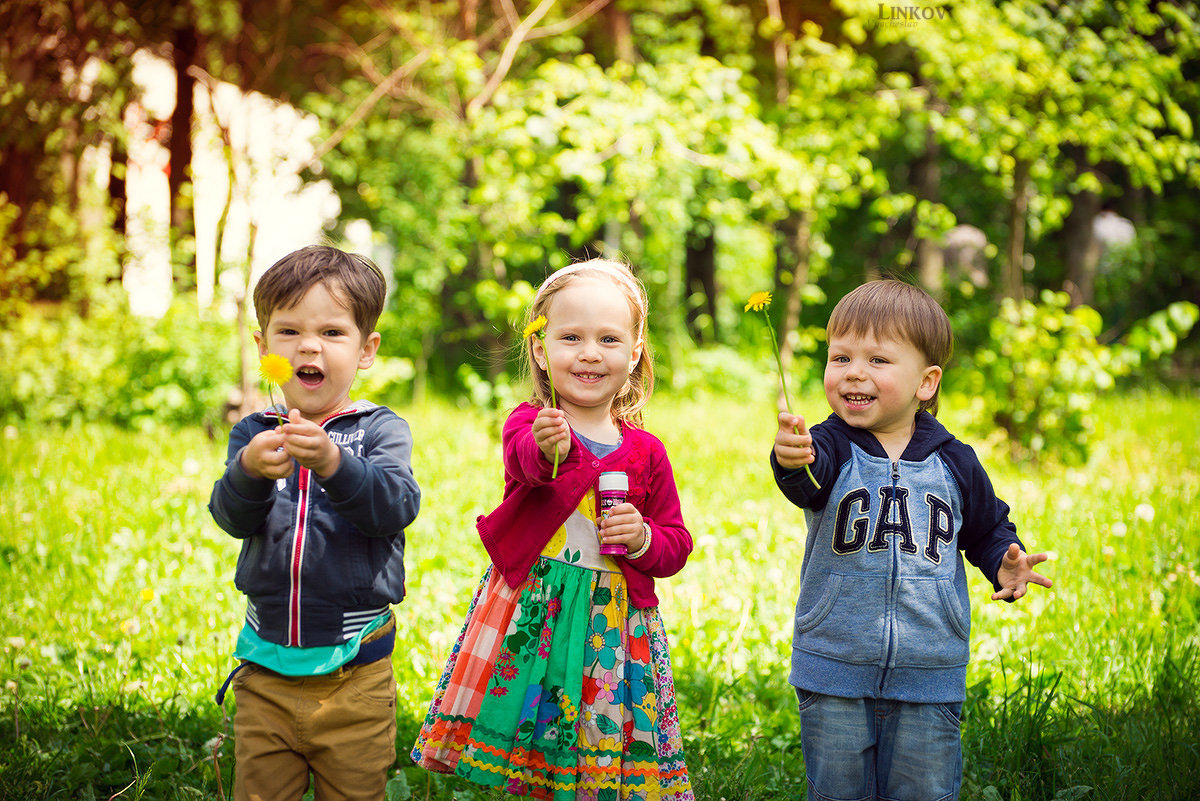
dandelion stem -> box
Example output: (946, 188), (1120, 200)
(545, 350), (560, 479)
(762, 309), (820, 490)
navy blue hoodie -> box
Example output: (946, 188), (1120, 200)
(772, 412), (1021, 703)
(209, 401), (420, 648)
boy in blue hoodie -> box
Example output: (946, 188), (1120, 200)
(210, 245), (421, 801)
(771, 279), (1052, 801)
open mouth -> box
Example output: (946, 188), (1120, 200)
(296, 366), (325, 387)
(843, 393), (874, 408)
(572, 371), (606, 383)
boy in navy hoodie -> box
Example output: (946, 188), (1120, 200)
(210, 245), (421, 801)
(771, 279), (1052, 801)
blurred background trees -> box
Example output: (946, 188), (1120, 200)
(2, 0), (1197, 460)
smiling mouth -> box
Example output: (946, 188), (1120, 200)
(573, 371), (607, 382)
(296, 366), (325, 387)
(843, 393), (874, 407)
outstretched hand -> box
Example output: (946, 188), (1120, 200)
(774, 412), (815, 470)
(992, 543), (1054, 601)
(532, 406), (571, 465)
(280, 409), (341, 478)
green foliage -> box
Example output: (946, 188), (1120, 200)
(662, 344), (774, 399)
(0, 300), (238, 429)
(957, 292), (1198, 464)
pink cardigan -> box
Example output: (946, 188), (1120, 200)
(476, 402), (692, 608)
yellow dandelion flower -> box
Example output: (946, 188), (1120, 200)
(519, 313), (559, 476)
(258, 353), (293, 386)
(744, 291), (772, 312)
(745, 289), (819, 489)
(258, 353), (293, 424)
(523, 315), (548, 339)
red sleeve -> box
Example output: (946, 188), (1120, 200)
(627, 439), (692, 579)
(502, 402), (585, 486)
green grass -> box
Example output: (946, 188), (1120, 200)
(1, 390), (1199, 799)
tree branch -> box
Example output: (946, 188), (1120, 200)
(307, 49), (432, 166)
(526, 0), (612, 41)
(465, 0), (558, 118)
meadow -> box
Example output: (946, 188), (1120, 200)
(1, 390), (1198, 800)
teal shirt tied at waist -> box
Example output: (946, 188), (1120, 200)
(234, 611), (391, 676)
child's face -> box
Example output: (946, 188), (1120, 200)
(254, 282), (380, 424)
(824, 329), (941, 444)
(532, 276), (643, 421)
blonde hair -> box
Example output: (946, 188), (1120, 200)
(826, 279), (953, 415)
(523, 259), (655, 427)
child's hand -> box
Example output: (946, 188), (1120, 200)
(240, 426), (294, 481)
(532, 407), (571, 465)
(991, 543), (1054, 601)
(774, 412), (815, 470)
(281, 409), (342, 478)
(599, 502), (646, 554)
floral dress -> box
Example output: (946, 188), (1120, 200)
(411, 484), (693, 800)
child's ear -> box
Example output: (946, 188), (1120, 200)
(253, 330), (267, 356)
(916, 364), (942, 402)
(358, 332), (382, 369)
(531, 337), (548, 371)
(629, 338), (644, 372)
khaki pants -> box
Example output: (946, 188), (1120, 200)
(231, 624), (397, 801)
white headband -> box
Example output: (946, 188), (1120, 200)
(535, 261), (648, 342)
(536, 261), (648, 315)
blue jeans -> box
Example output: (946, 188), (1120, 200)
(796, 689), (962, 801)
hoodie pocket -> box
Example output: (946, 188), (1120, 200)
(892, 576), (970, 668)
(794, 572), (887, 665)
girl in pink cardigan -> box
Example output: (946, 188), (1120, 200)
(412, 259), (694, 799)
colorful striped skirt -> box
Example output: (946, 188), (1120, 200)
(411, 558), (693, 800)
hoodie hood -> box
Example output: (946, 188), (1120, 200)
(819, 411), (957, 462)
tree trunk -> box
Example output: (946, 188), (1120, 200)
(607, 3), (634, 64)
(1062, 172), (1103, 308)
(912, 125), (944, 297)
(684, 224), (718, 343)
(170, 22), (198, 290)
(1004, 156), (1030, 301)
(775, 210), (813, 388)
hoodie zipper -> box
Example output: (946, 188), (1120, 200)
(879, 459), (902, 694)
(287, 467), (311, 646)
(284, 405), (363, 647)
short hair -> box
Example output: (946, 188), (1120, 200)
(826, 279), (953, 415)
(523, 258), (654, 427)
(253, 245), (387, 339)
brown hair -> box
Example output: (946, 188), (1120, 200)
(253, 245), (387, 339)
(524, 259), (655, 427)
(826, 279), (953, 415)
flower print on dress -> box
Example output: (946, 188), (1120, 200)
(624, 660), (651, 708)
(591, 671), (620, 704)
(586, 612), (623, 670)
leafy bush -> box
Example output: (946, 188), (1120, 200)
(663, 344), (775, 399)
(1, 300), (238, 429)
(956, 291), (1197, 464)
